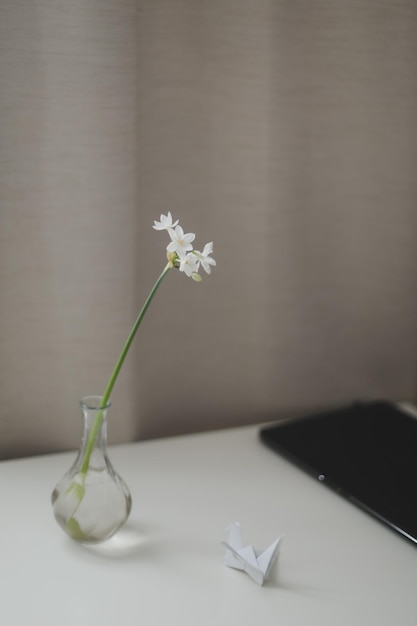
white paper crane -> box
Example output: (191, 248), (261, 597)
(222, 522), (283, 586)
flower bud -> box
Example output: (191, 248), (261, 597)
(166, 251), (177, 268)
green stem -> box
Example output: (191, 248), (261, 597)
(79, 262), (172, 475)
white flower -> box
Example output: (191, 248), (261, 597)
(153, 212), (179, 231)
(167, 225), (195, 257)
(178, 252), (200, 277)
(194, 242), (216, 274)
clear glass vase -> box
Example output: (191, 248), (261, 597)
(51, 396), (132, 543)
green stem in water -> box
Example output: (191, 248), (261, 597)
(79, 262), (172, 476)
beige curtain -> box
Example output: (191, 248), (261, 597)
(1, 0), (416, 459)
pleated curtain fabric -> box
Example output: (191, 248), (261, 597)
(1, 0), (416, 458)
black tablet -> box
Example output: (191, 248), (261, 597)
(259, 401), (417, 545)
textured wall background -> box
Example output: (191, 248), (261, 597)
(1, 1), (416, 458)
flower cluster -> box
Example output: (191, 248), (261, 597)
(153, 212), (216, 281)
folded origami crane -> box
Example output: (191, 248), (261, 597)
(222, 522), (283, 586)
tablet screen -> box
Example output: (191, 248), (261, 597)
(259, 401), (417, 545)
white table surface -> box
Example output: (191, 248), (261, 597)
(1, 423), (417, 626)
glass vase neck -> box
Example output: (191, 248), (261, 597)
(79, 395), (111, 467)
